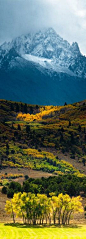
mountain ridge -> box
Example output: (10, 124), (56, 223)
(0, 27), (86, 105)
(0, 27), (84, 76)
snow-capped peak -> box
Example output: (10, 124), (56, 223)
(0, 27), (86, 78)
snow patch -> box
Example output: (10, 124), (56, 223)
(22, 54), (52, 67)
(46, 44), (54, 52)
(22, 54), (76, 76)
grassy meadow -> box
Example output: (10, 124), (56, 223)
(0, 224), (86, 239)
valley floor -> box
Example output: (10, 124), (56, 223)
(0, 223), (86, 239)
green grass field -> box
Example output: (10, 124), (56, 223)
(0, 224), (86, 239)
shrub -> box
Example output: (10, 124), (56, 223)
(2, 186), (7, 194)
(84, 205), (86, 211)
(7, 188), (14, 198)
(24, 175), (29, 180)
(9, 181), (21, 192)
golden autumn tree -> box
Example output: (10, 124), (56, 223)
(5, 193), (83, 225)
(5, 200), (15, 223)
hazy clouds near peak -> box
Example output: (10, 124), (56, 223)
(0, 0), (86, 55)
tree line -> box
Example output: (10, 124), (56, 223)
(2, 174), (86, 198)
(5, 192), (83, 225)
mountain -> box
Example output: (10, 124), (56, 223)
(0, 28), (86, 105)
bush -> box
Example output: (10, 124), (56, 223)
(24, 175), (29, 180)
(6, 181), (22, 197)
(84, 205), (86, 211)
(2, 186), (7, 194)
(9, 181), (22, 192)
(7, 188), (14, 198)
(2, 179), (9, 186)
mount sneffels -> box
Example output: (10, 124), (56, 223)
(0, 28), (86, 105)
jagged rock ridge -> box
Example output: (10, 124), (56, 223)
(0, 28), (86, 105)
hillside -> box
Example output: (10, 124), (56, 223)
(0, 99), (86, 176)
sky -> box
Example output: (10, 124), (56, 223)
(0, 0), (86, 55)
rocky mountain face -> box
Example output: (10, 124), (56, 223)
(0, 28), (86, 105)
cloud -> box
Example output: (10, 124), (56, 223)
(0, 0), (86, 55)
